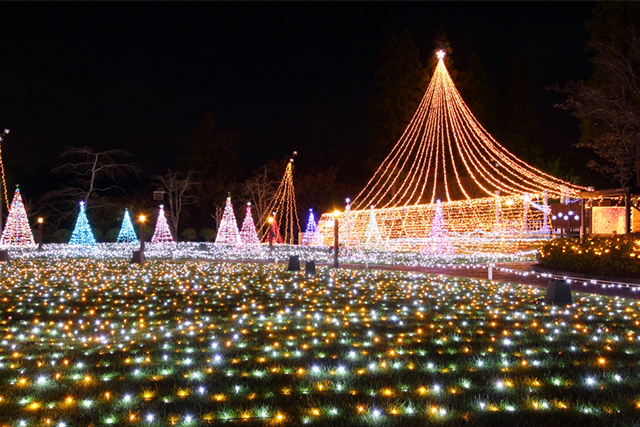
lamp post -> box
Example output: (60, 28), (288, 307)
(333, 210), (340, 268)
(37, 217), (43, 251)
(139, 215), (146, 262)
(268, 216), (274, 258)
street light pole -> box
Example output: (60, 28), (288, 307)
(268, 216), (274, 258)
(333, 210), (340, 268)
(139, 215), (146, 262)
(37, 217), (43, 251)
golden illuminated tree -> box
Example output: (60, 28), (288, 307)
(318, 51), (590, 253)
(353, 50), (586, 211)
(259, 159), (300, 244)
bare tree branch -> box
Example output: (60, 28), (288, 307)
(154, 170), (199, 239)
(240, 162), (278, 232)
(51, 146), (141, 204)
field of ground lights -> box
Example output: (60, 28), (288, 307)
(1, 259), (640, 427)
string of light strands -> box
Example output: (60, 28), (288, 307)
(353, 51), (587, 209)
(317, 51), (588, 253)
(259, 159), (300, 244)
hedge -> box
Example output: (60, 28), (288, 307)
(537, 234), (640, 279)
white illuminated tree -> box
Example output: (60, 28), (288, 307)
(151, 205), (174, 244)
(364, 206), (383, 248)
(215, 197), (242, 245)
(0, 187), (35, 247)
(240, 203), (260, 245)
(421, 200), (454, 255)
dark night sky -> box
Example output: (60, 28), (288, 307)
(0, 2), (596, 179)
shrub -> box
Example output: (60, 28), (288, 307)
(91, 227), (103, 242)
(52, 229), (71, 243)
(105, 228), (119, 242)
(180, 228), (197, 242)
(538, 234), (640, 278)
(199, 228), (216, 242)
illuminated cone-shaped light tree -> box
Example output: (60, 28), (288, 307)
(301, 209), (319, 246)
(69, 201), (97, 246)
(260, 159), (300, 244)
(421, 200), (454, 255)
(0, 187), (35, 247)
(116, 209), (139, 244)
(316, 50), (589, 253)
(240, 202), (260, 245)
(215, 197), (242, 245)
(364, 206), (383, 249)
(341, 198), (355, 247)
(151, 204), (174, 244)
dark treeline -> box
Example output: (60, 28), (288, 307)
(5, 3), (634, 242)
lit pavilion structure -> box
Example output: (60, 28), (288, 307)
(318, 51), (589, 253)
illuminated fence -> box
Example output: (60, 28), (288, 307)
(318, 194), (551, 253)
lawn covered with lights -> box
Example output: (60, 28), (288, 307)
(1, 259), (639, 427)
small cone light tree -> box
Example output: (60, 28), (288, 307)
(116, 209), (139, 244)
(260, 159), (300, 244)
(421, 200), (455, 255)
(151, 204), (174, 244)
(240, 202), (260, 245)
(0, 187), (35, 247)
(364, 206), (383, 249)
(215, 197), (242, 245)
(69, 201), (97, 246)
(341, 198), (355, 247)
(302, 208), (319, 246)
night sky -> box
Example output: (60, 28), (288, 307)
(0, 2), (596, 179)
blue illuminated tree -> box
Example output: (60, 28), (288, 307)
(302, 208), (318, 245)
(116, 209), (139, 244)
(69, 201), (97, 245)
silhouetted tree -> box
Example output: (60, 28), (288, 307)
(179, 112), (239, 226)
(457, 53), (498, 133)
(367, 29), (428, 168)
(154, 170), (198, 239)
(496, 52), (544, 164)
(555, 2), (640, 233)
(42, 147), (140, 228)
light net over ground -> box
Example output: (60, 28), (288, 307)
(1, 259), (638, 427)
